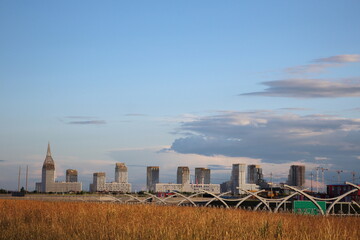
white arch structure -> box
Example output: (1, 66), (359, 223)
(89, 182), (359, 216)
(202, 190), (230, 209)
(143, 192), (167, 205)
(325, 182), (360, 216)
(234, 190), (265, 209)
(237, 188), (272, 212)
(273, 191), (300, 213)
(284, 185), (325, 215)
(178, 192), (203, 206)
(167, 191), (197, 207)
(204, 191), (231, 207)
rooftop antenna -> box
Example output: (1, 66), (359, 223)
(335, 170), (343, 184)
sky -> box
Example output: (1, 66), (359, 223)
(1, 1), (360, 191)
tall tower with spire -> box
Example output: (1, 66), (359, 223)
(41, 143), (55, 192)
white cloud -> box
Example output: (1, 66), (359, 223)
(314, 54), (360, 63)
(285, 54), (360, 75)
(169, 111), (360, 176)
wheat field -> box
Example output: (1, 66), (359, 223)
(0, 199), (359, 240)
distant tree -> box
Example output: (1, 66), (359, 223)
(20, 187), (25, 193)
(0, 189), (7, 194)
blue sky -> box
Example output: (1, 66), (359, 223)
(1, 1), (360, 191)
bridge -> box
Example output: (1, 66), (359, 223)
(3, 181), (359, 216)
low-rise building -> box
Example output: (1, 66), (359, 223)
(155, 183), (220, 194)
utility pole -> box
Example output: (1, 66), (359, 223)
(18, 166), (21, 192)
(270, 172), (273, 199)
(310, 172), (313, 192)
(25, 165), (29, 192)
(335, 170), (343, 184)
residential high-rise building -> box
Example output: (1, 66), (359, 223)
(287, 165), (305, 187)
(247, 165), (263, 184)
(195, 168), (210, 184)
(89, 165), (131, 193)
(147, 166), (159, 192)
(66, 169), (78, 182)
(115, 163), (128, 183)
(91, 172), (106, 192)
(36, 143), (82, 193)
(155, 166), (220, 194)
(177, 166), (190, 185)
(231, 163), (246, 194)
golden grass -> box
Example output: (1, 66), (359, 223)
(0, 199), (359, 240)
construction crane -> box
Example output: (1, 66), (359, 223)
(335, 170), (343, 184)
(320, 168), (328, 193)
(315, 167), (320, 192)
(351, 171), (356, 184)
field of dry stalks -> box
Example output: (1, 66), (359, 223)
(0, 199), (359, 240)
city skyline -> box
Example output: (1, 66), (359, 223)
(1, 1), (360, 191)
(30, 143), (309, 193)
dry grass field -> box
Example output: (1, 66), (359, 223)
(0, 199), (359, 240)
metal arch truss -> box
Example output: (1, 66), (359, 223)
(88, 182), (359, 216)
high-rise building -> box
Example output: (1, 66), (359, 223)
(36, 143), (82, 193)
(89, 165), (131, 193)
(91, 172), (106, 192)
(66, 169), (78, 182)
(229, 163), (259, 194)
(41, 143), (55, 192)
(177, 166), (190, 185)
(115, 163), (128, 183)
(195, 168), (210, 184)
(287, 165), (305, 187)
(247, 165), (263, 184)
(147, 166), (159, 192)
(155, 166), (220, 194)
(231, 163), (246, 194)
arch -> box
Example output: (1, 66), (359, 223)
(201, 190), (230, 209)
(254, 201), (264, 211)
(234, 190), (265, 209)
(352, 200), (360, 209)
(326, 188), (358, 215)
(123, 193), (150, 203)
(178, 192), (203, 206)
(204, 191), (231, 207)
(143, 192), (167, 205)
(346, 182), (360, 190)
(311, 182), (359, 202)
(284, 185), (325, 215)
(237, 188), (272, 212)
(106, 195), (123, 203)
(274, 192), (299, 213)
(165, 191), (197, 206)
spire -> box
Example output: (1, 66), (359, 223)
(47, 142), (52, 157)
(43, 142), (55, 170)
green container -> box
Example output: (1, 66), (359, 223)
(293, 201), (326, 215)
